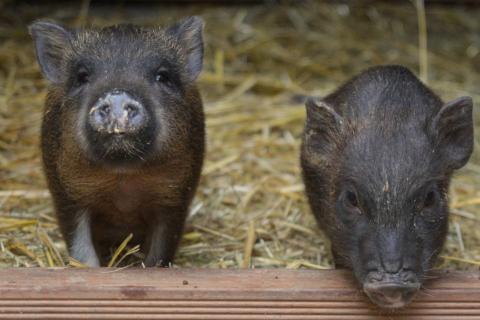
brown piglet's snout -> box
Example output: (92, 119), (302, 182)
(89, 90), (147, 134)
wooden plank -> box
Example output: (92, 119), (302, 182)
(0, 269), (479, 319)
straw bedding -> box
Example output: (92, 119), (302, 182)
(0, 1), (479, 269)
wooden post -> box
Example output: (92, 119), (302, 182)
(0, 269), (479, 319)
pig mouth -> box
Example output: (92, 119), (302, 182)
(90, 134), (153, 165)
(363, 281), (420, 309)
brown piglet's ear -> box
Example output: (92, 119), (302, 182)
(29, 21), (72, 84)
(167, 16), (204, 82)
(430, 96), (474, 170)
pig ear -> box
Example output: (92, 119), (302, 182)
(29, 21), (72, 83)
(305, 97), (344, 135)
(167, 16), (204, 82)
(304, 97), (344, 156)
(431, 96), (474, 170)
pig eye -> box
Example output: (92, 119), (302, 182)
(344, 190), (360, 210)
(75, 68), (89, 86)
(155, 69), (172, 85)
(423, 190), (437, 209)
(337, 187), (363, 221)
(345, 190), (359, 208)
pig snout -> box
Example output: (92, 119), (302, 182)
(359, 229), (421, 309)
(89, 91), (147, 135)
(363, 269), (420, 309)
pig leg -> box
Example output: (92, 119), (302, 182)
(332, 249), (348, 269)
(68, 210), (100, 267)
(143, 207), (187, 267)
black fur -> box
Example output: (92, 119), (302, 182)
(301, 65), (474, 308)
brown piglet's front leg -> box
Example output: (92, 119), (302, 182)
(143, 207), (188, 267)
(69, 209), (100, 267)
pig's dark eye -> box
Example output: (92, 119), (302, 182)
(416, 188), (444, 223)
(423, 190), (437, 209)
(345, 190), (359, 208)
(155, 69), (172, 86)
(75, 68), (89, 86)
(416, 188), (440, 216)
(337, 187), (363, 221)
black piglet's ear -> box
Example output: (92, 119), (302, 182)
(430, 96), (474, 170)
(305, 97), (343, 134)
(304, 97), (344, 155)
(29, 21), (72, 83)
(167, 16), (204, 82)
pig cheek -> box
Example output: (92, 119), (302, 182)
(353, 226), (378, 284)
(415, 215), (448, 270)
(151, 105), (172, 152)
(151, 94), (191, 155)
(72, 100), (95, 156)
(334, 200), (362, 226)
(62, 86), (95, 154)
(75, 110), (88, 148)
(56, 93), (89, 157)
(335, 208), (371, 279)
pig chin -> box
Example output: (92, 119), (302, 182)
(87, 134), (154, 167)
(359, 270), (421, 309)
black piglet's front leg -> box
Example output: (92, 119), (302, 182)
(143, 206), (188, 267)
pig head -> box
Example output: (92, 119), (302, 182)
(301, 66), (474, 309)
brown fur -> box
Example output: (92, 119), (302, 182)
(34, 19), (206, 266)
(42, 85), (204, 266)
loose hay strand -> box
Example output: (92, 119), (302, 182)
(414, 0), (428, 83)
(107, 233), (134, 268)
(242, 220), (256, 268)
(441, 256), (480, 266)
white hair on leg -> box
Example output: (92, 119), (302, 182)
(70, 210), (100, 267)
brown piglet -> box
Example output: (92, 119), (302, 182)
(29, 17), (205, 267)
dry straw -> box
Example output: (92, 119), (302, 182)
(0, 1), (479, 269)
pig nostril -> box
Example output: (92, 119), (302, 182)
(367, 271), (385, 283)
(401, 272), (417, 283)
(98, 104), (110, 119)
(125, 104), (139, 118)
